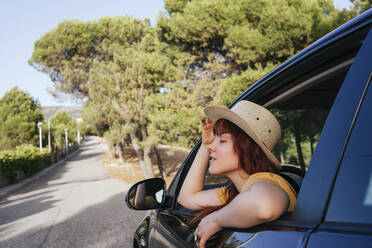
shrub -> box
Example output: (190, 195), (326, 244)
(0, 144), (51, 183)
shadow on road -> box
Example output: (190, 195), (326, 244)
(67, 151), (103, 162)
(0, 193), (145, 248)
(0, 194), (59, 226)
(0, 189), (57, 205)
(42, 178), (108, 189)
(0, 137), (146, 248)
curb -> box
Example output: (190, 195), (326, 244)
(0, 148), (81, 201)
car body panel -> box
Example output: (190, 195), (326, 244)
(295, 25), (372, 224)
(151, 211), (195, 247)
(223, 230), (311, 248)
(307, 231), (372, 248)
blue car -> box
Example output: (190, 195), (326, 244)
(126, 9), (372, 248)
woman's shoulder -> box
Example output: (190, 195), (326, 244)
(243, 172), (294, 191)
(243, 172), (278, 188)
(243, 172), (297, 211)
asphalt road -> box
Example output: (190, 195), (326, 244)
(0, 137), (145, 248)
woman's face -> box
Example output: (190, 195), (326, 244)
(208, 133), (240, 176)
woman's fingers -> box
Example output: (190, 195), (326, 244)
(194, 232), (207, 248)
(198, 236), (207, 248)
(201, 117), (214, 145)
(201, 117), (212, 126)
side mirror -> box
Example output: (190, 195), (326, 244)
(125, 178), (166, 210)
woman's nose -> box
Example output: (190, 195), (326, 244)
(208, 142), (216, 152)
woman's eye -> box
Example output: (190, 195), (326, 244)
(219, 139), (226, 143)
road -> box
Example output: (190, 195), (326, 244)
(0, 137), (145, 248)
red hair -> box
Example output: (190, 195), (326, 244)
(189, 119), (278, 225)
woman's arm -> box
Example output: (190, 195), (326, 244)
(178, 144), (222, 210)
(178, 118), (222, 210)
(194, 182), (289, 248)
(215, 182), (289, 227)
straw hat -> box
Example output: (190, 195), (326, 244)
(203, 100), (281, 168)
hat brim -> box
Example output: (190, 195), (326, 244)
(204, 105), (281, 168)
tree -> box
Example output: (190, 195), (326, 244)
(81, 100), (109, 136)
(158, 0), (349, 71)
(88, 17), (177, 178)
(156, 0), (358, 106)
(49, 111), (77, 156)
(351, 0), (372, 14)
(147, 83), (202, 149)
(0, 87), (44, 150)
(29, 16), (152, 99)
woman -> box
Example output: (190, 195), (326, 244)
(178, 100), (297, 248)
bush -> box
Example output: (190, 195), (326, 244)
(0, 144), (51, 183)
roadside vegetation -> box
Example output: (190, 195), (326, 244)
(0, 87), (91, 184)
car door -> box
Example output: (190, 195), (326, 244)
(306, 25), (372, 248)
(149, 146), (199, 248)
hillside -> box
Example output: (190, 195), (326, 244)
(41, 106), (82, 120)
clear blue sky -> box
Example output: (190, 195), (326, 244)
(0, 0), (352, 107)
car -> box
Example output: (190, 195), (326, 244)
(125, 9), (372, 248)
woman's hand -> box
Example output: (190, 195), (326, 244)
(201, 117), (214, 145)
(194, 212), (222, 248)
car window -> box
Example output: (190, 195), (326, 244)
(204, 62), (352, 185)
(325, 73), (372, 225)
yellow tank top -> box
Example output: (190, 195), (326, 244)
(215, 172), (297, 212)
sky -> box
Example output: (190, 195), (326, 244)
(0, 0), (353, 107)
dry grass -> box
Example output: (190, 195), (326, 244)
(100, 140), (189, 187)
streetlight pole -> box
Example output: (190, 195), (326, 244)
(77, 128), (80, 146)
(37, 122), (42, 152)
(65, 128), (68, 155)
(48, 119), (51, 153)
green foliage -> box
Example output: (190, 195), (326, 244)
(164, 0), (190, 14)
(158, 0), (348, 71)
(88, 17), (177, 145)
(103, 121), (130, 147)
(81, 100), (109, 136)
(147, 84), (202, 148)
(0, 144), (51, 183)
(351, 0), (372, 14)
(215, 63), (277, 106)
(0, 87), (44, 150)
(29, 16), (152, 98)
(78, 119), (98, 136)
(50, 111), (77, 149)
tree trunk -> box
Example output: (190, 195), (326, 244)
(153, 146), (166, 178)
(294, 133), (306, 170)
(106, 139), (115, 158)
(310, 136), (314, 156)
(118, 142), (125, 162)
(144, 146), (155, 178)
(114, 144), (119, 158)
(129, 130), (153, 178)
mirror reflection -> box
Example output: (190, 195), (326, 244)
(128, 179), (165, 209)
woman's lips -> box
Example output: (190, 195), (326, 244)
(209, 156), (216, 163)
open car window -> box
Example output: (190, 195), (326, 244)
(204, 58), (353, 187)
